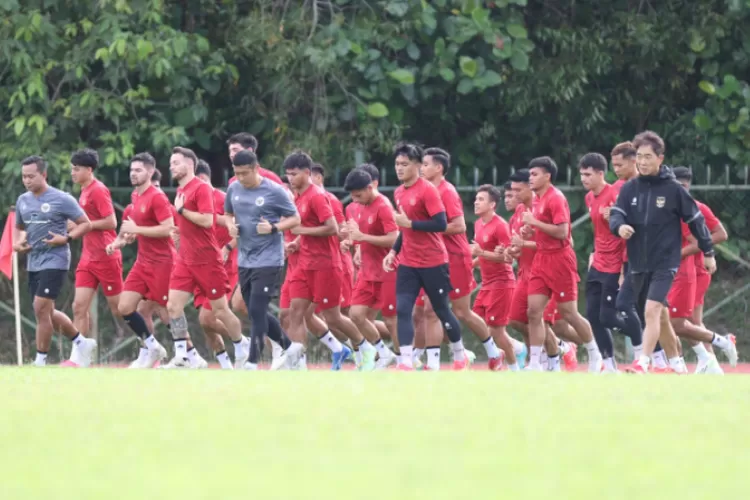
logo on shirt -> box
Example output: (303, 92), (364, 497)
(300, 204), (307, 214)
(631, 197), (637, 206)
(140, 204), (146, 213)
(367, 216), (373, 224)
(656, 196), (665, 208)
(255, 197), (265, 207)
(483, 235), (488, 242)
(40, 203), (50, 213)
(81, 198), (87, 207)
(409, 198), (416, 206)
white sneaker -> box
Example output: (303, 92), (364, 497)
(73, 338), (97, 368)
(375, 350), (397, 370)
(234, 336), (251, 370)
(144, 342), (168, 368)
(697, 355), (724, 375)
(160, 355), (190, 369)
(465, 350), (477, 364)
(720, 336), (738, 368)
(588, 354), (604, 373)
(270, 339), (284, 361)
(189, 353), (209, 369)
(128, 348), (150, 369)
(291, 353), (308, 371)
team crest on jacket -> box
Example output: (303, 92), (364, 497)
(41, 203), (50, 213)
(656, 196), (665, 208)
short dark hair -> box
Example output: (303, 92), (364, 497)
(578, 152), (607, 172)
(21, 155), (47, 173)
(132, 152), (156, 169)
(393, 142), (423, 163)
(232, 150), (258, 168)
(423, 147), (451, 175)
(357, 163), (380, 182)
(528, 156), (558, 181)
(311, 163), (326, 177)
(508, 168), (530, 183)
(226, 132), (258, 151)
(477, 184), (501, 205)
(150, 169), (162, 182)
(172, 147), (198, 168)
(633, 130), (665, 156)
(283, 150), (313, 171)
(503, 181), (512, 190)
(672, 166), (692, 182)
(195, 159), (211, 177)
(344, 169), (372, 192)
(70, 148), (99, 170)
(611, 141), (636, 159)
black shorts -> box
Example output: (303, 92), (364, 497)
(631, 269), (676, 306)
(239, 267), (283, 299)
(396, 263), (453, 306)
(28, 269), (67, 302)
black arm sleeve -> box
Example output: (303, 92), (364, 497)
(677, 185), (714, 255)
(392, 232), (403, 254)
(609, 184), (630, 237)
(411, 212), (448, 232)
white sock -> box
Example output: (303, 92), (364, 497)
(711, 333), (731, 351)
(360, 340), (375, 352)
(145, 335), (159, 349)
(188, 348), (203, 363)
(508, 362), (520, 372)
(692, 343), (711, 363)
(652, 350), (667, 368)
(34, 351), (48, 366)
(354, 349), (363, 365)
(510, 337), (525, 353)
(72, 333), (84, 346)
(540, 349), (548, 366)
(558, 340), (570, 355)
(319, 331), (343, 353)
(530, 346), (543, 367)
(426, 347), (441, 370)
(482, 337), (501, 359)
(400, 345), (413, 367)
(547, 354), (561, 371)
(603, 357), (616, 371)
(175, 340), (188, 358)
(632, 343), (643, 361)
(216, 351), (232, 369)
(584, 340), (600, 357)
(450, 340), (466, 362)
(374, 340), (391, 358)
(414, 347), (425, 361)
(638, 354), (651, 369)
(298, 353), (307, 367)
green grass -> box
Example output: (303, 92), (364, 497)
(0, 368), (748, 499)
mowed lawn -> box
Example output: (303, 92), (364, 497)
(0, 368), (748, 500)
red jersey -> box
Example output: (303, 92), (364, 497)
(676, 222), (696, 282)
(176, 177), (221, 264)
(509, 203), (536, 277)
(694, 201), (721, 277)
(211, 187), (238, 270)
(474, 214), (515, 290)
(357, 195), (398, 282)
(532, 186), (572, 253)
(295, 184), (342, 271)
(127, 185), (175, 264)
(394, 178), (448, 268)
(228, 166), (283, 186)
(325, 190), (354, 277)
(436, 179), (472, 262)
(585, 184), (625, 274)
(80, 179), (118, 261)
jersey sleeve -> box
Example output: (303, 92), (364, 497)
(424, 184), (446, 217)
(152, 192), (174, 223)
(549, 193), (570, 225)
(123, 204), (133, 220)
(61, 193), (85, 221)
(329, 195), (345, 224)
(442, 186), (464, 220)
(378, 203), (398, 233)
(700, 204), (720, 231)
(93, 185), (115, 218)
(195, 182), (215, 214)
(311, 192), (333, 223)
(495, 219), (512, 246)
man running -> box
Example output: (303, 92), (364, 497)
(15, 155), (96, 366)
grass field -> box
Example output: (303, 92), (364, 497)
(0, 368), (748, 499)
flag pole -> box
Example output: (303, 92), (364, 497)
(12, 249), (22, 366)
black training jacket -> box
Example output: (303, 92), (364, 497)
(609, 165), (714, 273)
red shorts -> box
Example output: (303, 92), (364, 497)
(289, 268), (342, 311)
(509, 277), (529, 324)
(341, 267), (354, 310)
(415, 289), (426, 307)
(528, 250), (580, 302)
(194, 269), (238, 311)
(544, 298), (562, 324)
(279, 279), (291, 309)
(667, 278), (696, 319)
(473, 287), (514, 326)
(75, 257), (123, 296)
(448, 257), (476, 299)
(351, 279), (397, 317)
(124, 259), (172, 306)
(170, 259), (230, 301)
(694, 273), (711, 307)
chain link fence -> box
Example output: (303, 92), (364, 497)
(1, 165), (748, 365)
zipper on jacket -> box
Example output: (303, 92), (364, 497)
(643, 183), (652, 271)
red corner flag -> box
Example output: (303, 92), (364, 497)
(0, 210), (15, 280)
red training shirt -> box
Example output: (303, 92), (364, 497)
(326, 190), (354, 278)
(436, 179), (473, 265)
(675, 222), (696, 282)
(694, 201), (720, 277)
(532, 186), (572, 253)
(356, 194), (398, 282)
(211, 187), (238, 272)
(127, 185), (176, 264)
(509, 203), (536, 278)
(295, 184), (342, 272)
(585, 183), (625, 274)
(176, 177), (221, 264)
(80, 179), (118, 261)
(474, 214), (515, 290)
(228, 165), (283, 186)
(394, 177), (448, 268)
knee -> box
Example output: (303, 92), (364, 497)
(119, 302), (136, 317)
(644, 301), (662, 320)
(452, 306), (469, 322)
(33, 299), (52, 318)
(166, 300), (181, 317)
(527, 306), (543, 323)
(350, 310), (367, 326)
(72, 298), (88, 317)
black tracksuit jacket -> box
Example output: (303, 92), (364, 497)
(609, 166), (714, 273)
